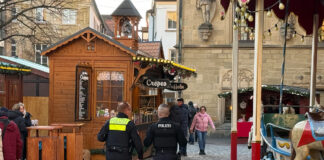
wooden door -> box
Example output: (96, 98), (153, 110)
(6, 75), (22, 109)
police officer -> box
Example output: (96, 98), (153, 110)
(97, 102), (143, 160)
(144, 104), (187, 160)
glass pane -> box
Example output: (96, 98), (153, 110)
(36, 44), (41, 51)
(42, 56), (47, 65)
(96, 71), (124, 118)
(36, 52), (41, 64)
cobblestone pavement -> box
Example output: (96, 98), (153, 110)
(145, 137), (252, 160)
(183, 137), (251, 160)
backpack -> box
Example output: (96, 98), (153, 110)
(0, 119), (9, 160)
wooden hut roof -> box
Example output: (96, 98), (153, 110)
(41, 27), (136, 57)
(111, 0), (142, 18)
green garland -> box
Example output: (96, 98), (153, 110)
(218, 85), (312, 98)
(0, 62), (31, 75)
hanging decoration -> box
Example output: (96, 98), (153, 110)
(132, 56), (197, 79)
(218, 85), (314, 98)
(0, 62), (31, 75)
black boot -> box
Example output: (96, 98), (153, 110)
(202, 150), (206, 155)
(199, 150), (204, 155)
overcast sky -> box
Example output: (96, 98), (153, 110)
(95, 0), (153, 29)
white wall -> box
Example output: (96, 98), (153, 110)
(89, 4), (102, 32)
(149, 4), (177, 60)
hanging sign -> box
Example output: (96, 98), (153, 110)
(166, 83), (188, 91)
(143, 78), (170, 88)
(75, 66), (91, 121)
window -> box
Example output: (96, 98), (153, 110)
(0, 47), (3, 55)
(12, 7), (18, 22)
(35, 8), (44, 22)
(96, 71), (124, 118)
(35, 44), (48, 65)
(167, 12), (177, 29)
(11, 39), (16, 57)
(62, 9), (77, 24)
(169, 49), (177, 62)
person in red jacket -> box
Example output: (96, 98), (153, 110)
(0, 107), (23, 160)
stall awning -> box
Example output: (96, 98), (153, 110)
(218, 85), (319, 98)
(0, 55), (49, 78)
(132, 56), (197, 78)
(0, 62), (31, 75)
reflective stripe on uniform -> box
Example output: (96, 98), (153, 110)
(109, 117), (130, 131)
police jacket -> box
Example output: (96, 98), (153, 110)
(143, 117), (187, 150)
(97, 112), (143, 159)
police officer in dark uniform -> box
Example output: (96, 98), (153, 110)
(97, 102), (143, 160)
(144, 104), (187, 160)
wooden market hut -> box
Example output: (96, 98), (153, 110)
(41, 26), (196, 158)
(0, 60), (30, 109)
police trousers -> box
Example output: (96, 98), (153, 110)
(153, 153), (179, 160)
(105, 151), (131, 160)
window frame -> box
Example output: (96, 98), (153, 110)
(12, 7), (18, 22)
(35, 8), (45, 23)
(94, 68), (126, 120)
(166, 11), (177, 30)
(62, 9), (77, 25)
(11, 39), (16, 57)
(34, 44), (48, 66)
(169, 49), (177, 62)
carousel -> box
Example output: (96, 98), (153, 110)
(220, 0), (324, 160)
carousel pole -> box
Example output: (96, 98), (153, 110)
(231, 0), (238, 160)
(252, 0), (263, 159)
(310, 14), (319, 109)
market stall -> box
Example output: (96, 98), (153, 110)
(41, 27), (196, 159)
(0, 61), (31, 109)
(218, 85), (320, 137)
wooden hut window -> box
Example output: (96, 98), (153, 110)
(96, 71), (124, 118)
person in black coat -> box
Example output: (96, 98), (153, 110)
(9, 103), (28, 160)
(187, 101), (197, 144)
(169, 98), (189, 156)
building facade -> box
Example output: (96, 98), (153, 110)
(2, 0), (107, 66)
(148, 0), (177, 61)
(178, 1), (324, 125)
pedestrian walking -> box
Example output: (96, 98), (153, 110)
(97, 102), (143, 160)
(144, 104), (187, 160)
(190, 106), (215, 155)
(188, 101), (197, 145)
(193, 103), (199, 142)
(170, 98), (189, 156)
(8, 104), (27, 138)
(15, 102), (31, 160)
(0, 107), (23, 160)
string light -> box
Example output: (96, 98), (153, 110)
(279, 2), (285, 10)
(301, 36), (305, 42)
(274, 24), (278, 31)
(234, 18), (239, 23)
(292, 31), (297, 38)
(248, 15), (254, 22)
(267, 10), (272, 17)
(235, 7), (241, 13)
(268, 29), (272, 36)
(233, 24), (238, 30)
